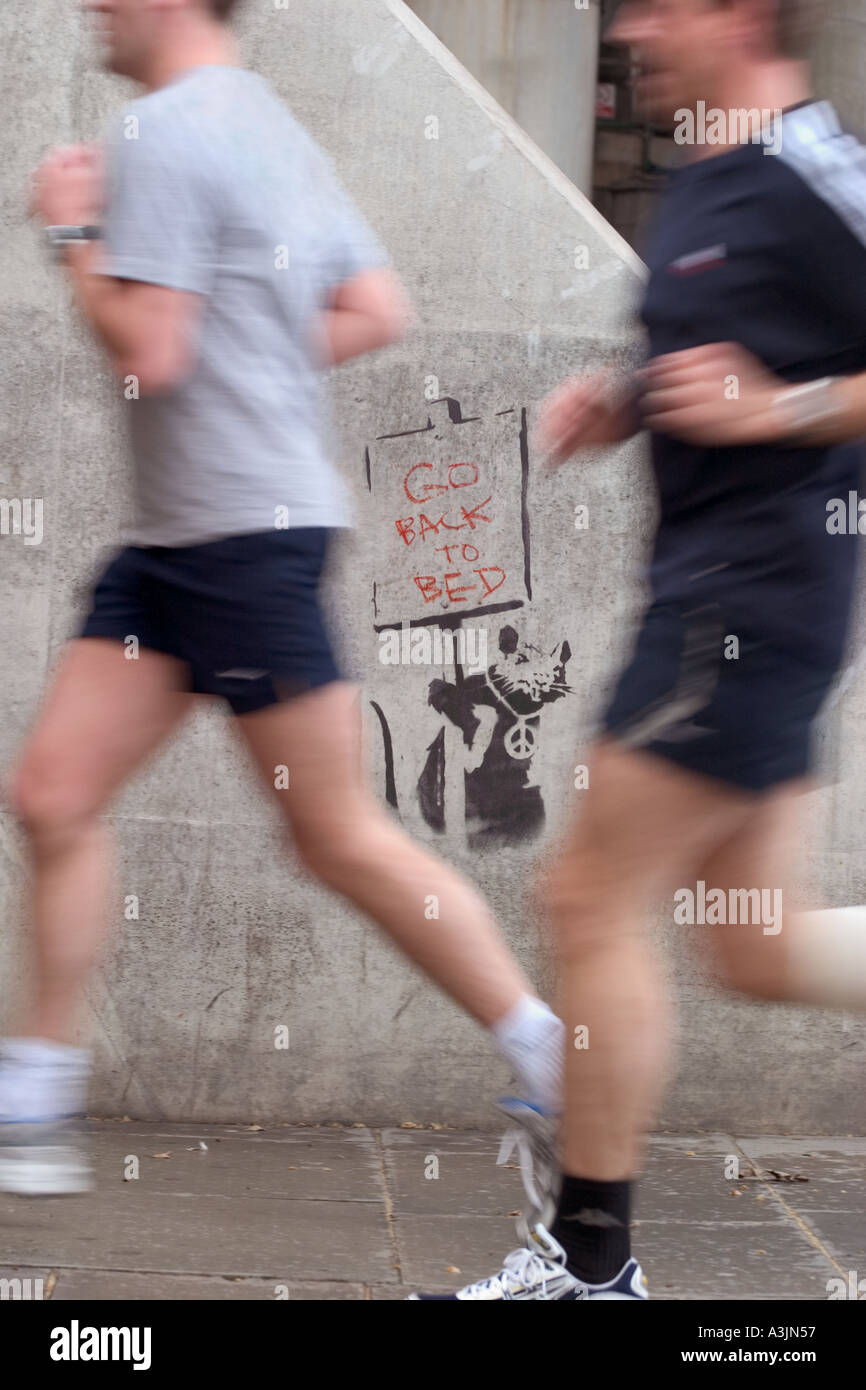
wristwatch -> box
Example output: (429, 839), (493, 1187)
(772, 377), (844, 442)
(45, 225), (104, 250)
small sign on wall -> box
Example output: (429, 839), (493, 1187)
(366, 399), (531, 633)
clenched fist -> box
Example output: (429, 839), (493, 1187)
(30, 144), (105, 228)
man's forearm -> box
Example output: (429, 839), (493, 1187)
(316, 306), (401, 366)
(59, 242), (140, 370)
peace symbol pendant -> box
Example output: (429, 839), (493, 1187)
(505, 721), (536, 760)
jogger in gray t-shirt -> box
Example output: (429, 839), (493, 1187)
(4, 0), (563, 1208)
(103, 64), (388, 545)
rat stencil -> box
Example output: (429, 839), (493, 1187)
(418, 625), (572, 849)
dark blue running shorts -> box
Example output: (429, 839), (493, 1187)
(602, 601), (840, 792)
(80, 528), (342, 715)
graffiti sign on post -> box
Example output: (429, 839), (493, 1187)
(366, 399), (531, 632)
(366, 399), (571, 849)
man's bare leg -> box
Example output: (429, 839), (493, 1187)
(406, 739), (762, 1300)
(548, 741), (753, 1182)
(0, 638), (193, 1190)
(696, 786), (866, 1011)
(5, 639), (193, 1046)
(493, 739), (752, 1292)
(235, 682), (563, 1110)
(547, 752), (866, 1290)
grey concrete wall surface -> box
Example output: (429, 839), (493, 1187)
(813, 1), (866, 138)
(1, 0), (865, 1133)
(405, 0), (601, 194)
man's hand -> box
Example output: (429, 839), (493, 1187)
(29, 142), (199, 395)
(640, 342), (786, 445)
(30, 144), (105, 228)
(535, 372), (640, 468)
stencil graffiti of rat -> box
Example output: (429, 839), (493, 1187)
(418, 625), (572, 849)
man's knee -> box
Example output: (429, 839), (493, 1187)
(291, 808), (386, 886)
(714, 937), (791, 1003)
(7, 752), (103, 845)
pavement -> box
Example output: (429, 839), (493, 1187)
(1, 1121), (864, 1300)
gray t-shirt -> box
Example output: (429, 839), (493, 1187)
(100, 66), (389, 547)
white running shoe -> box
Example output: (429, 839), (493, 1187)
(0, 1041), (92, 1195)
(406, 1222), (649, 1300)
(0, 1121), (92, 1195)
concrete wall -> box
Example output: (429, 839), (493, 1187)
(406, 0), (601, 193)
(1, 0), (865, 1133)
(813, 1), (866, 137)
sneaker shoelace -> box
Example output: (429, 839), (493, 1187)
(460, 1244), (564, 1298)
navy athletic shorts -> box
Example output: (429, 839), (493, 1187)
(80, 528), (342, 715)
(602, 601), (840, 792)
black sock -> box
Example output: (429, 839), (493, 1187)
(550, 1174), (633, 1284)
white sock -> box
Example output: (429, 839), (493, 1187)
(492, 995), (564, 1114)
(787, 907), (866, 1012)
(0, 1037), (91, 1123)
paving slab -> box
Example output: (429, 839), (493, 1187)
(50, 1272), (369, 1300)
(391, 1213), (530, 1292)
(734, 1137), (866, 1271)
(0, 1123), (861, 1300)
(0, 1123), (396, 1283)
(0, 1191), (396, 1284)
(381, 1127), (525, 1218)
(79, 1120), (385, 1203)
(638, 1135), (769, 1226)
(634, 1221), (838, 1301)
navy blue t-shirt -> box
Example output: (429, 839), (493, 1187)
(640, 100), (866, 668)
